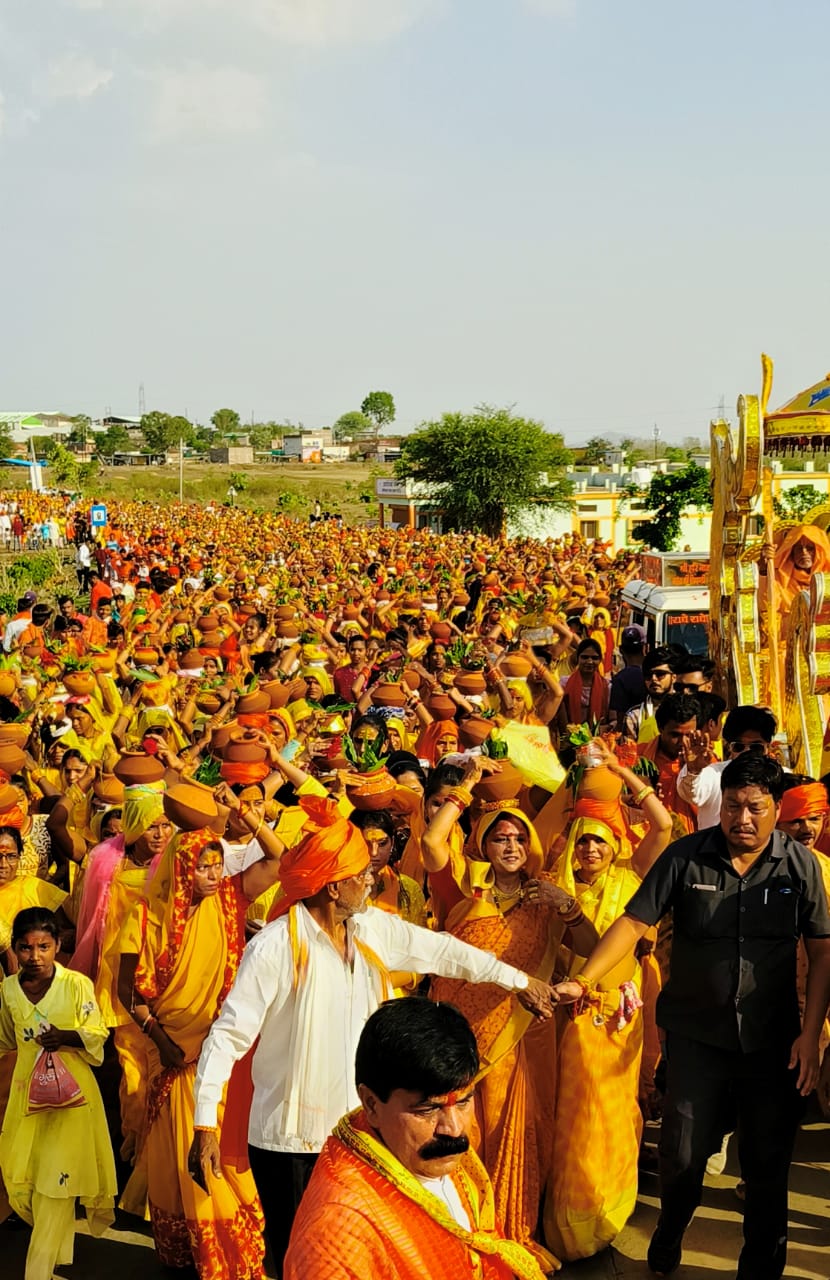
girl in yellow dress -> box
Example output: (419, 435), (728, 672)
(0, 906), (116, 1279)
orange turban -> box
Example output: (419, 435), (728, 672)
(269, 796), (369, 919)
(778, 783), (829, 824)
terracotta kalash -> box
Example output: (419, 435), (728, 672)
(709, 354), (830, 773)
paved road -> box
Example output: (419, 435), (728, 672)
(4, 1109), (828, 1278)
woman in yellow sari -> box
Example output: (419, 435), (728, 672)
(543, 743), (672, 1262)
(424, 758), (598, 1268)
(118, 822), (283, 1278)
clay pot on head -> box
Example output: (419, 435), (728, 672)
(275, 605), (297, 621)
(285, 677), (309, 702)
(63, 671), (96, 696)
(213, 587), (232, 602)
(178, 649), (204, 672)
(430, 622), (453, 643)
(262, 680), (290, 710)
(457, 716), (493, 749)
(425, 691), (456, 720)
(346, 769), (396, 812)
(113, 752), (167, 786)
(576, 765), (623, 804)
(0, 743), (27, 776)
(223, 730), (268, 764)
(371, 682), (408, 708)
(22, 643), (41, 660)
(276, 622), (300, 640)
(472, 760), (524, 804)
(93, 774), (125, 805)
(133, 648), (159, 666)
(0, 673), (17, 699)
(400, 668), (421, 692)
(237, 690), (271, 717)
(89, 649), (117, 673)
(210, 722), (239, 755)
(452, 591), (470, 607)
(0, 723), (32, 749)
(164, 781), (220, 832)
(454, 671), (487, 696)
(501, 654), (533, 680)
(196, 691), (223, 715)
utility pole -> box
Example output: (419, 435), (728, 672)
(652, 423), (661, 460)
(179, 437), (184, 504)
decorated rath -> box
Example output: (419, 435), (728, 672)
(710, 355), (830, 776)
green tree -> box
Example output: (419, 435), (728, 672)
(582, 436), (612, 465)
(333, 410), (374, 443)
(96, 423), (131, 456)
(48, 443), (80, 489)
(67, 414), (92, 451)
(228, 471), (249, 492)
(620, 438), (649, 466)
(773, 484), (826, 522)
(360, 392), (396, 436)
(630, 462), (713, 551)
(664, 444), (688, 463)
(248, 423), (280, 451)
(211, 407), (241, 437)
(140, 410), (173, 452)
(396, 405), (573, 538)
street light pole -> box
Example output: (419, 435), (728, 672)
(179, 436), (184, 504)
(652, 423), (661, 460)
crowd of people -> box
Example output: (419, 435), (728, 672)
(0, 492), (827, 1280)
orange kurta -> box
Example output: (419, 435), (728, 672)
(284, 1112), (547, 1280)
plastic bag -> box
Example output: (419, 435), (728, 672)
(27, 1042), (86, 1115)
(490, 722), (566, 792)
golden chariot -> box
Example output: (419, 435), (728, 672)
(710, 355), (830, 775)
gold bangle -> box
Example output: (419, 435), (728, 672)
(633, 785), (655, 805)
(448, 786), (474, 809)
(572, 973), (594, 995)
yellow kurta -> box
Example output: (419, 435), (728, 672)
(0, 965), (116, 1226)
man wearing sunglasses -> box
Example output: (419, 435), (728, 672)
(622, 646), (677, 742)
(678, 706), (778, 830)
(672, 657), (715, 696)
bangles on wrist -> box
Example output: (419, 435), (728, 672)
(632, 785), (655, 805)
(141, 1013), (158, 1035)
(446, 785), (474, 811)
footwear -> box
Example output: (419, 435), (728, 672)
(647, 1221), (683, 1276)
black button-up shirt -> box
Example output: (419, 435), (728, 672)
(625, 826), (830, 1052)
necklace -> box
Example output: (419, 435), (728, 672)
(491, 881), (524, 911)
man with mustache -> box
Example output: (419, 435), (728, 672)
(283, 999), (548, 1279)
(553, 753), (830, 1280)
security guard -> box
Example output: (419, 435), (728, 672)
(553, 752), (830, 1279)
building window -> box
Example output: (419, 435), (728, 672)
(577, 504), (598, 512)
(580, 520), (599, 539)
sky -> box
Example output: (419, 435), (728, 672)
(1, 0), (829, 444)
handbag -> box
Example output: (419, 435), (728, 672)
(27, 1047), (87, 1114)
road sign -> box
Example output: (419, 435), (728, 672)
(90, 504), (108, 527)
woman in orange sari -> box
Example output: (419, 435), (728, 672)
(424, 758), (599, 1268)
(556, 639), (609, 735)
(544, 743), (671, 1262)
(118, 823), (283, 1278)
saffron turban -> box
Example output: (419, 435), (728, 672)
(270, 796), (369, 919)
(778, 783), (829, 824)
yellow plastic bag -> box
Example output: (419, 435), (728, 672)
(491, 722), (566, 791)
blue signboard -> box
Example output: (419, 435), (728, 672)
(90, 504), (108, 527)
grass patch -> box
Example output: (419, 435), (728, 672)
(93, 461), (390, 523)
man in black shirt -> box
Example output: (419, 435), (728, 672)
(553, 754), (830, 1279)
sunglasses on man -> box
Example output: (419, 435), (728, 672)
(725, 740), (766, 755)
(646, 668), (673, 680)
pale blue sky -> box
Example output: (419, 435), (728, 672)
(1, 0), (828, 442)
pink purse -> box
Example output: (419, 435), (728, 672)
(27, 1048), (86, 1114)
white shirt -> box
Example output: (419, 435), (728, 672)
(677, 759), (729, 829)
(3, 614), (31, 654)
(221, 836), (265, 878)
(193, 905), (528, 1152)
(416, 1175), (471, 1230)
